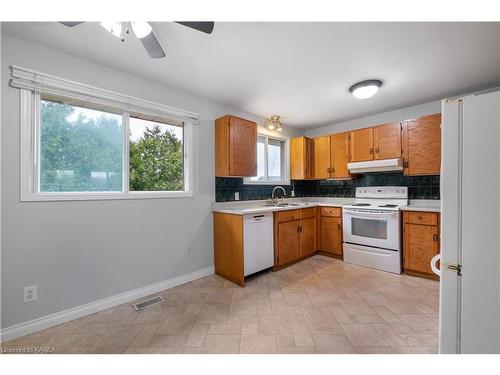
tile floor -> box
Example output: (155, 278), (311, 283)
(2, 255), (439, 354)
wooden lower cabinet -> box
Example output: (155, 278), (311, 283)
(299, 217), (316, 258)
(320, 216), (343, 257)
(403, 211), (440, 279)
(213, 212), (245, 287)
(276, 220), (300, 266)
(274, 208), (319, 268)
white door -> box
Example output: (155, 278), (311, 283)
(440, 91), (500, 353)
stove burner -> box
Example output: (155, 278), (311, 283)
(378, 204), (398, 208)
(352, 203), (371, 206)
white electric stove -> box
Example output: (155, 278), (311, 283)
(342, 186), (408, 274)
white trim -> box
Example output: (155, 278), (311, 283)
(0, 266), (214, 342)
(10, 65), (199, 124)
(122, 111), (130, 193)
(19, 190), (194, 202)
(243, 133), (290, 185)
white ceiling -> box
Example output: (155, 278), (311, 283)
(3, 22), (500, 129)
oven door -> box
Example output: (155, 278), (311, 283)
(343, 208), (401, 251)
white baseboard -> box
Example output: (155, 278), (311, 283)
(0, 266), (214, 342)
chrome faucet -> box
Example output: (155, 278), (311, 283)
(271, 186), (287, 205)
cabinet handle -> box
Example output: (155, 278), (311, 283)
(403, 161), (409, 168)
(337, 223), (341, 230)
(369, 148), (374, 154)
(433, 234), (438, 242)
(331, 167), (335, 173)
(375, 147), (379, 154)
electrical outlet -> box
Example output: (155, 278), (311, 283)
(234, 192), (240, 201)
(24, 285), (37, 303)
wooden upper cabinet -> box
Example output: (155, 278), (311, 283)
(215, 115), (257, 177)
(374, 122), (402, 160)
(291, 137), (314, 180)
(402, 113), (441, 176)
(314, 136), (331, 179)
(349, 127), (374, 162)
(330, 132), (350, 179)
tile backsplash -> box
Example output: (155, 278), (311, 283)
(215, 173), (440, 202)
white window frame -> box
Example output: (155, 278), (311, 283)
(243, 133), (290, 185)
(12, 65), (198, 201)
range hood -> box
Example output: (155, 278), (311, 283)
(348, 158), (403, 174)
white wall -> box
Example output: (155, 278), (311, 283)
(0, 33), (303, 331)
(305, 101), (441, 138)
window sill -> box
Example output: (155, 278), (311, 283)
(242, 180), (291, 186)
(20, 191), (193, 202)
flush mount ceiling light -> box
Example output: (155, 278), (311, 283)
(266, 115), (283, 131)
(349, 79), (383, 99)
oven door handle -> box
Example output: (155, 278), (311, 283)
(344, 210), (398, 218)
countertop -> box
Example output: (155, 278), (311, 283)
(401, 200), (441, 213)
(213, 197), (441, 215)
(212, 197), (355, 215)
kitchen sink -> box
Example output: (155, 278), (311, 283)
(261, 202), (310, 207)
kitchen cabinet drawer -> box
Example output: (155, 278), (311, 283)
(300, 207), (316, 219)
(275, 209), (300, 223)
(405, 211), (438, 226)
(320, 207), (341, 217)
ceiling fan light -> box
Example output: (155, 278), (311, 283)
(349, 79), (382, 99)
(267, 124), (275, 130)
(99, 22), (122, 38)
(131, 22), (153, 39)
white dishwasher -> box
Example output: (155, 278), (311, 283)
(243, 212), (274, 276)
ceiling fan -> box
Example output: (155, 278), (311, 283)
(60, 21), (214, 59)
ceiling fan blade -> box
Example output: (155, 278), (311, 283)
(59, 22), (85, 27)
(139, 32), (166, 59)
(175, 22), (214, 34)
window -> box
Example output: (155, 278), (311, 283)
(40, 99), (124, 192)
(129, 116), (184, 192)
(245, 135), (289, 184)
(13, 66), (196, 201)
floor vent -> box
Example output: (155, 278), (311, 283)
(132, 296), (165, 311)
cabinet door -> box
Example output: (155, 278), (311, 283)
(290, 137), (305, 180)
(305, 137), (314, 179)
(330, 132), (350, 179)
(402, 113), (441, 176)
(374, 122), (402, 160)
(314, 136), (331, 179)
(299, 217), (316, 258)
(404, 223), (439, 275)
(229, 116), (257, 176)
(277, 221), (299, 266)
(349, 127), (374, 162)
(321, 217), (342, 256)
(290, 137), (314, 180)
